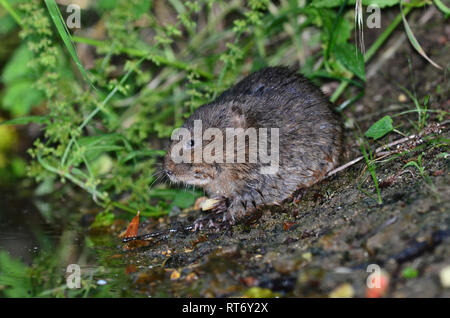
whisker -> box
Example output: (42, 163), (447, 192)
(150, 170), (164, 178)
(148, 174), (163, 191)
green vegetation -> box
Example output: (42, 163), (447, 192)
(0, 0), (449, 298)
(0, 0), (448, 216)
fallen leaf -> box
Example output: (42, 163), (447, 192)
(170, 270), (180, 280)
(162, 249), (172, 256)
(123, 211), (140, 238)
(192, 235), (208, 247)
(432, 170), (444, 176)
(283, 221), (295, 231)
(186, 272), (198, 283)
(125, 265), (137, 275)
(329, 283), (354, 298)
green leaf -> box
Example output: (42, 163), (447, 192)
(402, 267), (418, 279)
(365, 115), (394, 140)
(11, 157), (26, 177)
(401, 1), (442, 70)
(334, 42), (365, 80)
(244, 287), (278, 298)
(96, 0), (118, 11)
(131, 0), (151, 18)
(0, 116), (49, 125)
(0, 5), (18, 34)
(2, 44), (32, 83)
(78, 133), (132, 161)
(118, 149), (166, 164)
(1, 44), (45, 116)
(170, 191), (199, 209)
(44, 0), (96, 88)
(2, 81), (45, 117)
(0, 0), (22, 29)
(90, 154), (113, 175)
(304, 7), (352, 45)
(90, 210), (115, 229)
(403, 161), (420, 170)
(150, 188), (203, 210)
(434, 0), (450, 18)
(0, 251), (32, 297)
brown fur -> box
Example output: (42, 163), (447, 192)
(164, 67), (342, 227)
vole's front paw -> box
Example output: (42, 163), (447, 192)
(193, 197), (234, 232)
(193, 212), (233, 232)
(199, 196), (228, 213)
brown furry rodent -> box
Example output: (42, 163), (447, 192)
(164, 66), (342, 229)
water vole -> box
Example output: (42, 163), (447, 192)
(164, 66), (342, 229)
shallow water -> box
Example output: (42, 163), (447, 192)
(0, 188), (137, 297)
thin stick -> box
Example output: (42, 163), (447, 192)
(327, 121), (448, 177)
(122, 225), (194, 243)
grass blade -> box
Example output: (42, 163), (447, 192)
(0, 116), (49, 125)
(0, 0), (22, 25)
(434, 0), (450, 17)
(44, 0), (96, 88)
(355, 0), (365, 55)
(401, 1), (442, 70)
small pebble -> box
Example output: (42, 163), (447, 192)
(440, 266), (450, 288)
(398, 94), (407, 102)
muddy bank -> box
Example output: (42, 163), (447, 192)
(119, 9), (450, 298)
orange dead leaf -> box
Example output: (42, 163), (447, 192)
(283, 221), (295, 231)
(170, 270), (180, 280)
(185, 272), (198, 283)
(125, 265), (137, 275)
(124, 211), (140, 238)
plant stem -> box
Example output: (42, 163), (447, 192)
(37, 155), (107, 201)
(330, 6), (413, 104)
(38, 155), (166, 217)
(71, 36), (213, 79)
(0, 0), (22, 25)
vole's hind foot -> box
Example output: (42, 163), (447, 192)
(292, 188), (306, 204)
(193, 209), (234, 232)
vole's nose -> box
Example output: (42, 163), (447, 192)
(165, 169), (174, 177)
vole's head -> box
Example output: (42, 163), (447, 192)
(164, 101), (250, 188)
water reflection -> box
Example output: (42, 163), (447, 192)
(0, 188), (134, 297)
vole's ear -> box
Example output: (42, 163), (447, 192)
(231, 104), (247, 128)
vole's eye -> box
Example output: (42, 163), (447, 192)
(186, 139), (195, 149)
